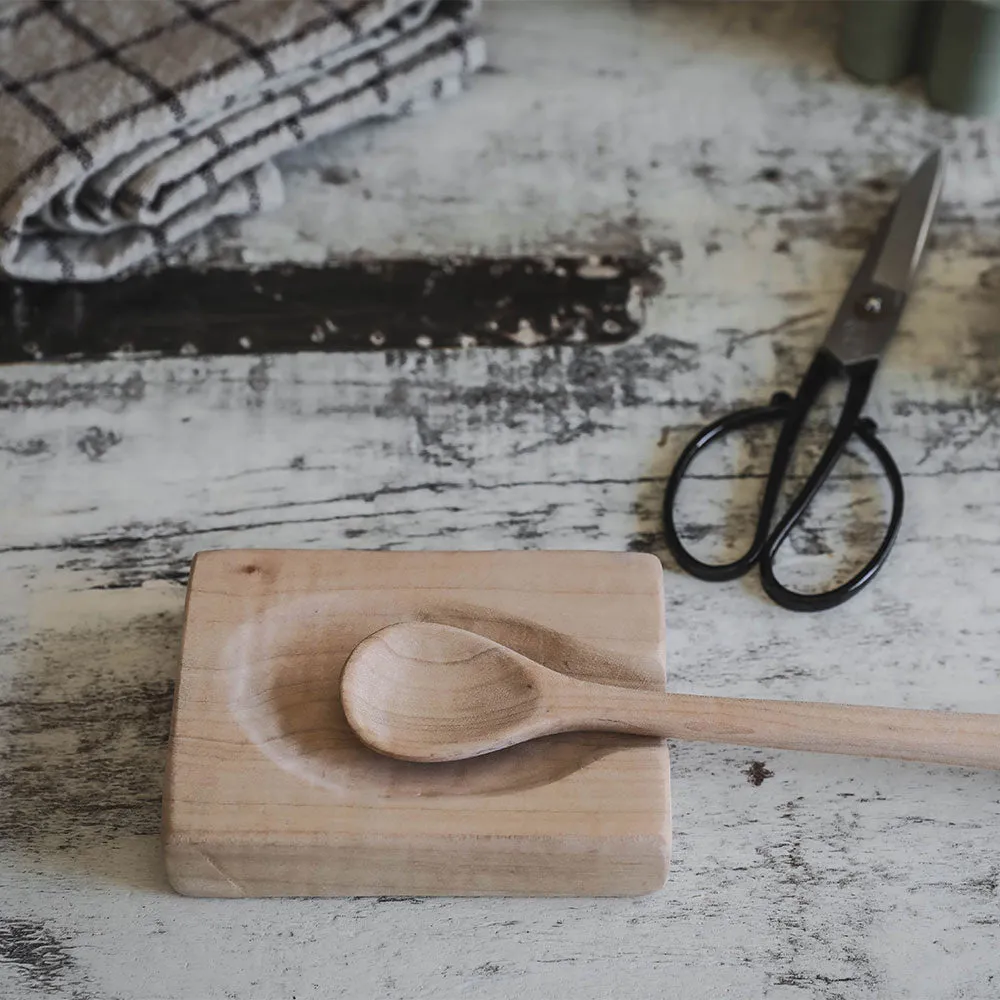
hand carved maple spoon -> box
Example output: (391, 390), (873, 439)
(340, 622), (1000, 768)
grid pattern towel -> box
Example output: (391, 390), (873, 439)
(0, 0), (484, 282)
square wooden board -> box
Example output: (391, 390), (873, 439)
(163, 549), (670, 896)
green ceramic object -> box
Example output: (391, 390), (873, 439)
(838, 0), (1000, 117)
(838, 0), (924, 83)
(925, 0), (1000, 116)
(914, 1), (945, 75)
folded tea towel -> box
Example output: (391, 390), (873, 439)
(0, 0), (484, 281)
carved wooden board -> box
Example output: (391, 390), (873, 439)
(164, 549), (670, 896)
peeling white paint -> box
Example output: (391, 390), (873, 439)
(2, 3), (1000, 999)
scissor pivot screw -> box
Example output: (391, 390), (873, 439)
(857, 294), (883, 318)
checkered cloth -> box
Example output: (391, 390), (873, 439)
(0, 0), (484, 281)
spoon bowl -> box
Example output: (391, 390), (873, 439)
(341, 622), (554, 762)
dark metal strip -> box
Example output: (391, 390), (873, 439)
(0, 255), (660, 364)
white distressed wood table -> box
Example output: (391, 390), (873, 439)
(2, 3), (1000, 998)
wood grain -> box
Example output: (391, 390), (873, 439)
(3, 3), (1000, 997)
(163, 549), (670, 897)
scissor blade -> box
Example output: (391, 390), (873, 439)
(823, 149), (944, 366)
(869, 148), (945, 292)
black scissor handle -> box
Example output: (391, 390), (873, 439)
(759, 416), (903, 612)
(662, 394), (794, 582)
(662, 349), (904, 610)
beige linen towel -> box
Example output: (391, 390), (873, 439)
(0, 0), (484, 281)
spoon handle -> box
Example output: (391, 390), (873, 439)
(559, 682), (1000, 769)
(661, 693), (1000, 769)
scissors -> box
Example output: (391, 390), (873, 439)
(662, 149), (944, 612)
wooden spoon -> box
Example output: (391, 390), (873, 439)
(340, 621), (1000, 768)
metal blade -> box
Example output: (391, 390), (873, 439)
(870, 148), (945, 292)
(823, 148), (944, 366)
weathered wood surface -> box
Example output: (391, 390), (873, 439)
(2, 2), (1000, 998)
